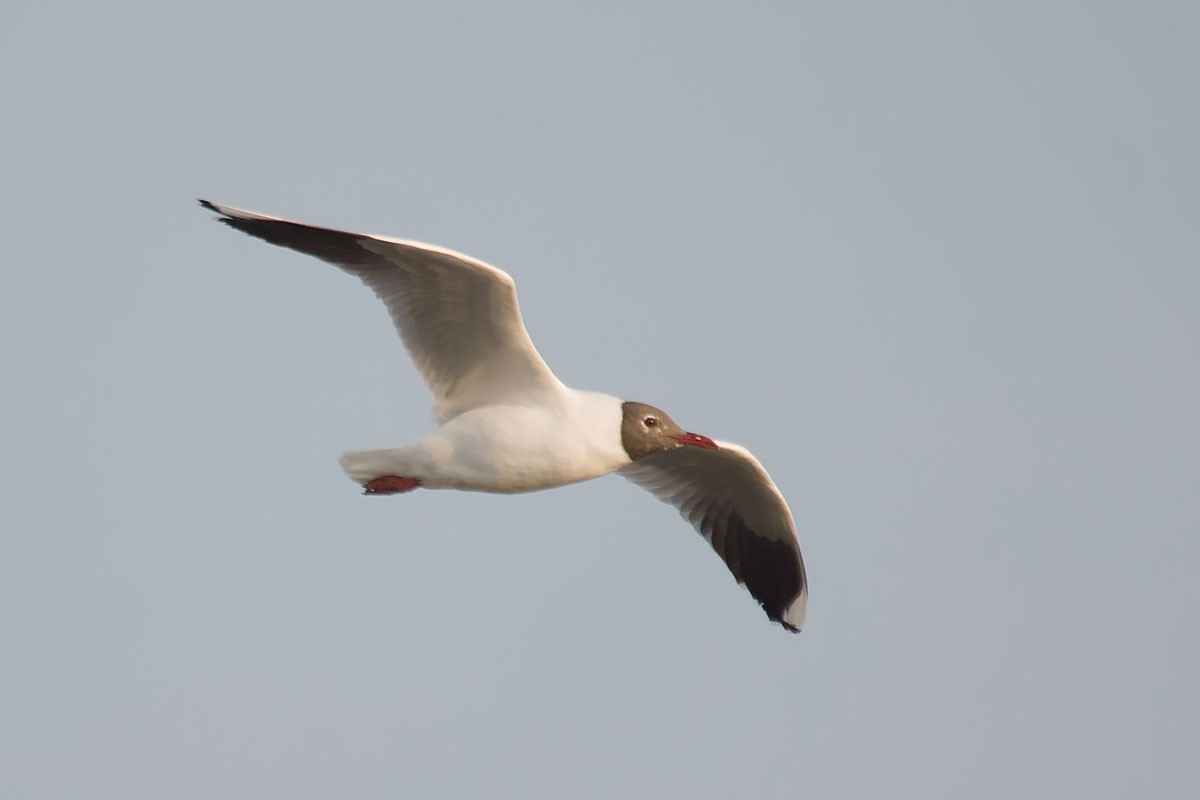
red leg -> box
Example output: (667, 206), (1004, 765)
(362, 475), (422, 495)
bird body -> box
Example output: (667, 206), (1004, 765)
(202, 200), (808, 632)
(341, 389), (629, 493)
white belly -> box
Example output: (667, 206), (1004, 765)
(339, 391), (631, 493)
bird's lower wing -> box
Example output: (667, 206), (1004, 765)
(619, 441), (807, 631)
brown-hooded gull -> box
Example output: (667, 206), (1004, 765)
(201, 200), (808, 632)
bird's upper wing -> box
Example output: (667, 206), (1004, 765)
(201, 200), (565, 422)
(618, 441), (807, 631)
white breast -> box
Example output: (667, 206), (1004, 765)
(342, 390), (630, 494)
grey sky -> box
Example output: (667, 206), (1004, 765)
(2, 1), (1197, 797)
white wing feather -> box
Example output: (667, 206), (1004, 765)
(201, 201), (565, 422)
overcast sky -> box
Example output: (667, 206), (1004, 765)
(2, 2), (1198, 798)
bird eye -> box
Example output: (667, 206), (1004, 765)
(645, 417), (658, 427)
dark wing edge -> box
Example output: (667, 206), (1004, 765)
(619, 443), (808, 633)
(199, 199), (383, 268)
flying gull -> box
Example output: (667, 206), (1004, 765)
(201, 200), (808, 631)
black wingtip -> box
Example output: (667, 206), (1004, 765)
(765, 603), (802, 633)
(198, 199), (240, 230)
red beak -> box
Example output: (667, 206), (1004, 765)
(671, 431), (719, 450)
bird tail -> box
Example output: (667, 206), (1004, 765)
(339, 449), (403, 485)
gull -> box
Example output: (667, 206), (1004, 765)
(201, 200), (808, 631)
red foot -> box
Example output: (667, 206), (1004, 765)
(362, 475), (422, 495)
